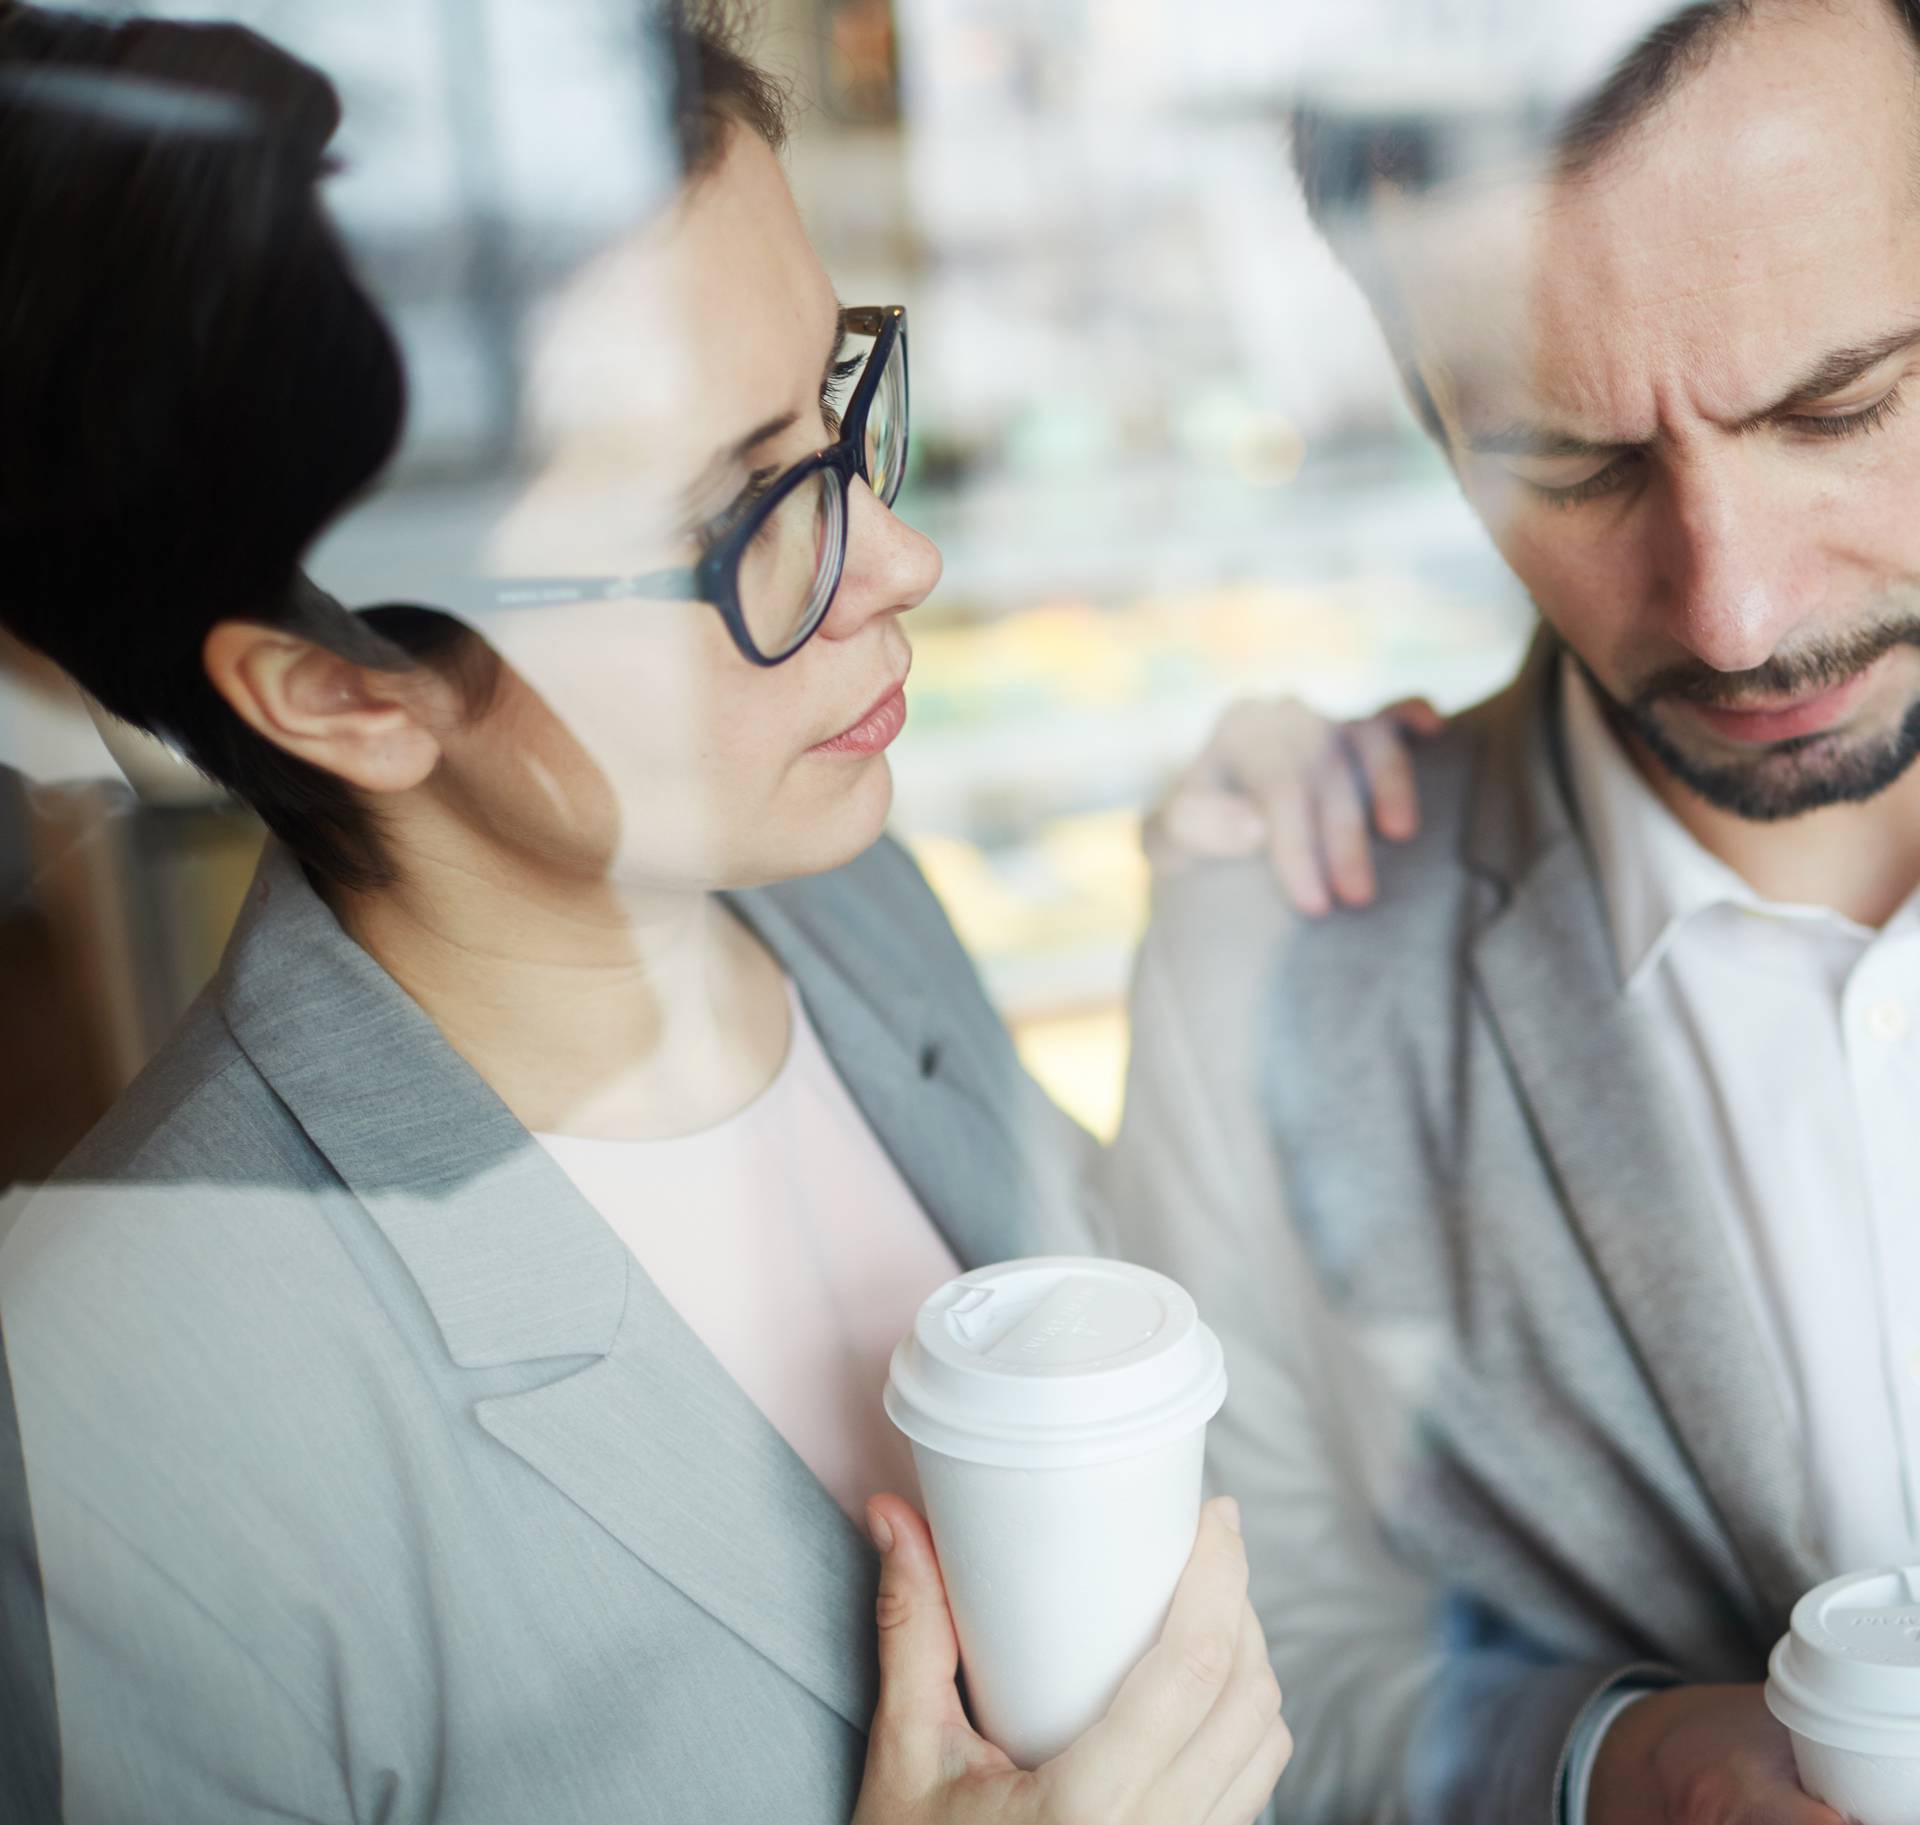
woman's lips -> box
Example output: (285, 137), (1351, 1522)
(811, 682), (909, 756)
(1681, 654), (1889, 746)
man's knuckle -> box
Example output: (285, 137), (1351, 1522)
(873, 1587), (914, 1635)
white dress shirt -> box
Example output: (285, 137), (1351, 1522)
(1559, 659), (1920, 1820)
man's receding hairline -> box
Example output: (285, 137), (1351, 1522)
(1295, 0), (1920, 231)
(1553, 0), (1755, 183)
(1558, 0), (1920, 188)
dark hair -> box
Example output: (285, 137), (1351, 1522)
(0, 1), (789, 890)
(1292, 0), (1920, 397)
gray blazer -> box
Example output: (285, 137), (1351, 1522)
(1108, 635), (1821, 1825)
(0, 836), (1101, 1824)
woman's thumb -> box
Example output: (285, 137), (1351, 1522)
(866, 1495), (967, 1751)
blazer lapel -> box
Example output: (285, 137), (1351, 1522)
(215, 848), (883, 1730)
(476, 1263), (881, 1733)
(1466, 644), (1820, 1625)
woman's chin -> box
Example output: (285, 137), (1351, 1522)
(766, 763), (896, 883)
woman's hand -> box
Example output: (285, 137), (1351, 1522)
(851, 1495), (1290, 1825)
(1146, 695), (1445, 916)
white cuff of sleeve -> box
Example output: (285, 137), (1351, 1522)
(1562, 1684), (1658, 1825)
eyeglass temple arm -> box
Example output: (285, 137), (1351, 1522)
(621, 567), (701, 599)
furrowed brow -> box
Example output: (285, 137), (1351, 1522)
(1464, 421), (1625, 460)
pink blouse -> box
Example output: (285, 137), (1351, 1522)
(535, 982), (960, 1520)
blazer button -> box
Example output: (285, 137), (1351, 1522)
(919, 1042), (940, 1078)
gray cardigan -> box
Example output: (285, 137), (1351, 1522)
(0, 835), (1101, 1824)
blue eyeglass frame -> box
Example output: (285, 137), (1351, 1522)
(467, 305), (909, 667)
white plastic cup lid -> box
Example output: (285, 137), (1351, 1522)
(1767, 1566), (1920, 1754)
(883, 1256), (1228, 1470)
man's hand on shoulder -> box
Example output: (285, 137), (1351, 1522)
(1145, 694), (1443, 915)
(1589, 1685), (1842, 1825)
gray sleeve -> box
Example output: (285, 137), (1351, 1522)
(21, 1476), (353, 1825)
(0, 1323), (60, 1825)
(1104, 864), (1627, 1825)
(1, 1195), (354, 1825)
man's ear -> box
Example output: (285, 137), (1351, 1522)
(202, 621), (446, 794)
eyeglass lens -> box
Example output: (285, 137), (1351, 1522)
(739, 466), (847, 659)
(865, 330), (907, 508)
(738, 322), (906, 659)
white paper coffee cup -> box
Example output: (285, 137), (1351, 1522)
(1766, 1565), (1920, 1823)
(883, 1256), (1228, 1768)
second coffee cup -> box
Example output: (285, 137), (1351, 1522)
(1766, 1564), (1920, 1824)
(883, 1255), (1228, 1768)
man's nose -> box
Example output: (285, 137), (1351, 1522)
(1652, 448), (1809, 674)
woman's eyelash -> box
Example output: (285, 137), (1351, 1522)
(691, 348), (865, 548)
(819, 353), (863, 434)
(697, 466), (779, 550)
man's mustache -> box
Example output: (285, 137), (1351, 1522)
(1632, 618), (1920, 711)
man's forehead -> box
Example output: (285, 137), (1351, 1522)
(1384, 149), (1920, 440)
(1376, 0), (1920, 336)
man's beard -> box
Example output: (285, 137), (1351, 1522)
(1573, 617), (1920, 823)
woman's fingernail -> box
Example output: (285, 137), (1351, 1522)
(1219, 1498), (1242, 1535)
(868, 1506), (895, 1554)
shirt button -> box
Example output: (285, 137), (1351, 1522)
(1868, 1001), (1909, 1042)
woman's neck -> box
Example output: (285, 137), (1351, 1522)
(327, 845), (791, 1142)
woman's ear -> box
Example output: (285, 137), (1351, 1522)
(202, 621), (447, 794)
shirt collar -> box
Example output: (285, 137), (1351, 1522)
(1558, 656), (1860, 988)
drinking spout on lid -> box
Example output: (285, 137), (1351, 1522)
(937, 1287), (998, 1344)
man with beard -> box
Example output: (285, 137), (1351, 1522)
(1110, 2), (1920, 1823)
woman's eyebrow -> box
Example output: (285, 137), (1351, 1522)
(679, 410), (799, 513)
(679, 300), (850, 512)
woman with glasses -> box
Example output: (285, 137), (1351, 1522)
(0, 5), (1289, 1823)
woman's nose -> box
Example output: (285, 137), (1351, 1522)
(816, 477), (942, 639)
